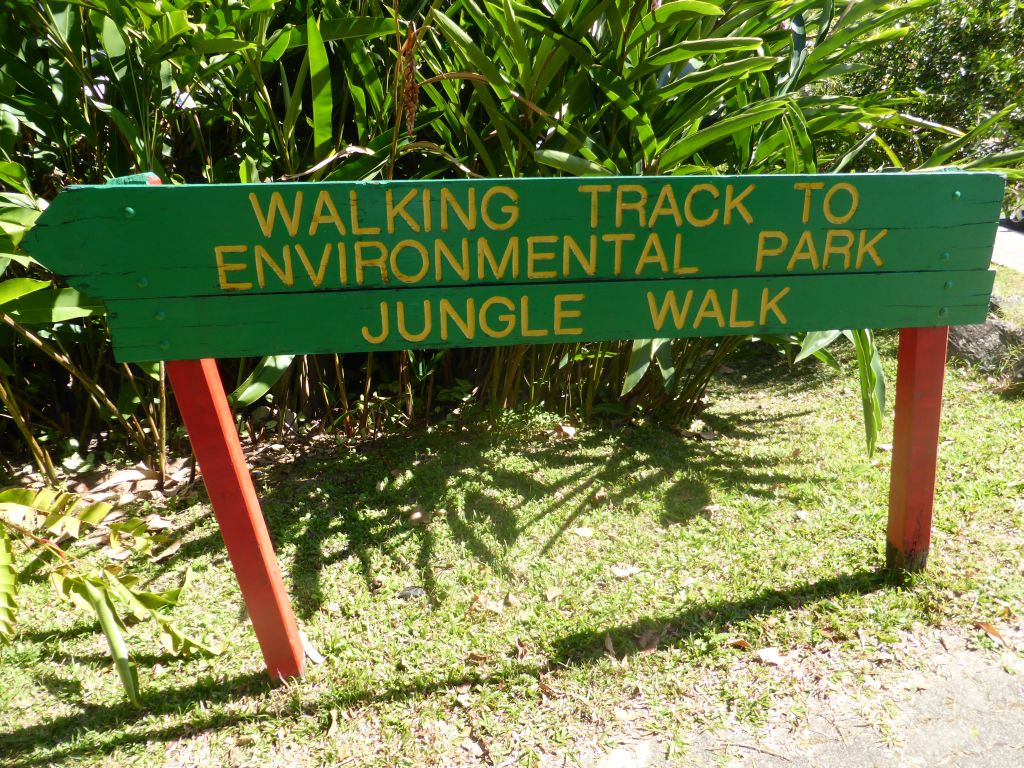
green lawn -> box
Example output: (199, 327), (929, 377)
(2, 337), (1022, 767)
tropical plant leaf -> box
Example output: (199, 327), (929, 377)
(0, 527), (16, 642)
(228, 355), (295, 407)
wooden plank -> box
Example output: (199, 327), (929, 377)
(886, 326), (949, 571)
(166, 358), (305, 679)
(107, 269), (993, 362)
(24, 173), (1003, 301)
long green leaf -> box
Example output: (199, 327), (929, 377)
(0, 277), (49, 307)
(228, 355), (295, 407)
(660, 102), (787, 169)
(0, 527), (16, 642)
(307, 16), (333, 163)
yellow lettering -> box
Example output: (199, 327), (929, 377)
(579, 184), (612, 228)
(254, 244), (293, 288)
(520, 296), (548, 337)
(423, 189), (432, 232)
(361, 302), (390, 343)
(646, 290), (694, 332)
(389, 240), (430, 283)
(616, 184), (648, 227)
(386, 188), (420, 233)
(649, 184), (682, 226)
(349, 190), (381, 235)
(635, 232), (669, 276)
(480, 296), (516, 338)
(477, 237), (520, 280)
(308, 190), (346, 236)
(755, 230), (789, 272)
(527, 235), (559, 279)
(295, 243), (331, 287)
(724, 183), (755, 225)
(856, 229), (887, 268)
(440, 187), (476, 231)
(396, 300), (432, 342)
(672, 233), (698, 274)
(786, 231), (820, 271)
(823, 229), (855, 270)
(684, 183), (719, 227)
(434, 239), (471, 281)
(481, 186), (519, 231)
(693, 289), (725, 329)
(355, 241), (388, 284)
(759, 286), (790, 325)
(728, 289), (755, 328)
(338, 242), (348, 285)
(215, 245), (252, 291)
(794, 181), (824, 224)
(824, 183), (858, 224)
(554, 293), (584, 335)
(601, 233), (635, 276)
(250, 191), (302, 237)
(440, 298), (475, 340)
(563, 235), (597, 277)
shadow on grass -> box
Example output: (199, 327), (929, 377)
(2, 385), (875, 764)
(2, 568), (895, 766)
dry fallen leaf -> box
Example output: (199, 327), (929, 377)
(144, 514), (174, 531)
(102, 546), (132, 562)
(515, 637), (528, 660)
(461, 738), (484, 757)
(756, 647), (786, 666)
(466, 651), (490, 664)
(726, 638), (753, 650)
(611, 565), (640, 579)
(571, 526), (594, 538)
(591, 488), (608, 505)
(408, 503), (430, 525)
(300, 631), (325, 664)
(538, 678), (560, 698)
(553, 424), (577, 438)
(636, 628), (660, 655)
(603, 632), (617, 657)
(544, 586), (563, 602)
(150, 539), (182, 563)
(973, 621), (1010, 648)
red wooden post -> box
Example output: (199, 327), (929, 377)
(166, 358), (304, 680)
(886, 326), (950, 571)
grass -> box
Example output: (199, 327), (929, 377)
(1, 336), (1022, 767)
(994, 265), (1024, 327)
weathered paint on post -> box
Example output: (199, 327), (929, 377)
(887, 326), (951, 572)
(24, 173), (1002, 362)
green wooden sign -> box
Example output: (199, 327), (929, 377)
(24, 173), (1002, 362)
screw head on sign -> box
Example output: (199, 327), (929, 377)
(154, 311), (166, 321)
(944, 281), (953, 290)
(952, 190), (962, 200)
(124, 206), (135, 217)
(938, 307), (949, 318)
(159, 340), (170, 352)
(940, 251), (951, 261)
(136, 277), (148, 288)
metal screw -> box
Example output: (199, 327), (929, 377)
(154, 310), (166, 321)
(938, 307), (949, 318)
(940, 251), (951, 261)
(124, 206), (135, 217)
(952, 190), (962, 200)
(159, 340), (170, 351)
(136, 276), (148, 288)
(943, 281), (953, 290)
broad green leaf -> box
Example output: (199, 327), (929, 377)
(660, 102), (787, 169)
(307, 16), (333, 163)
(622, 338), (655, 396)
(534, 150), (609, 176)
(0, 277), (49, 307)
(922, 105), (1015, 169)
(626, 1), (725, 50)
(0, 162), (27, 193)
(228, 355), (295, 407)
(0, 527), (16, 642)
(795, 330), (842, 363)
(3, 287), (104, 323)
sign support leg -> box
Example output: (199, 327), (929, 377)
(166, 358), (304, 680)
(886, 326), (949, 572)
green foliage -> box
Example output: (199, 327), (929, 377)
(0, 0), (1019, 471)
(0, 486), (219, 704)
